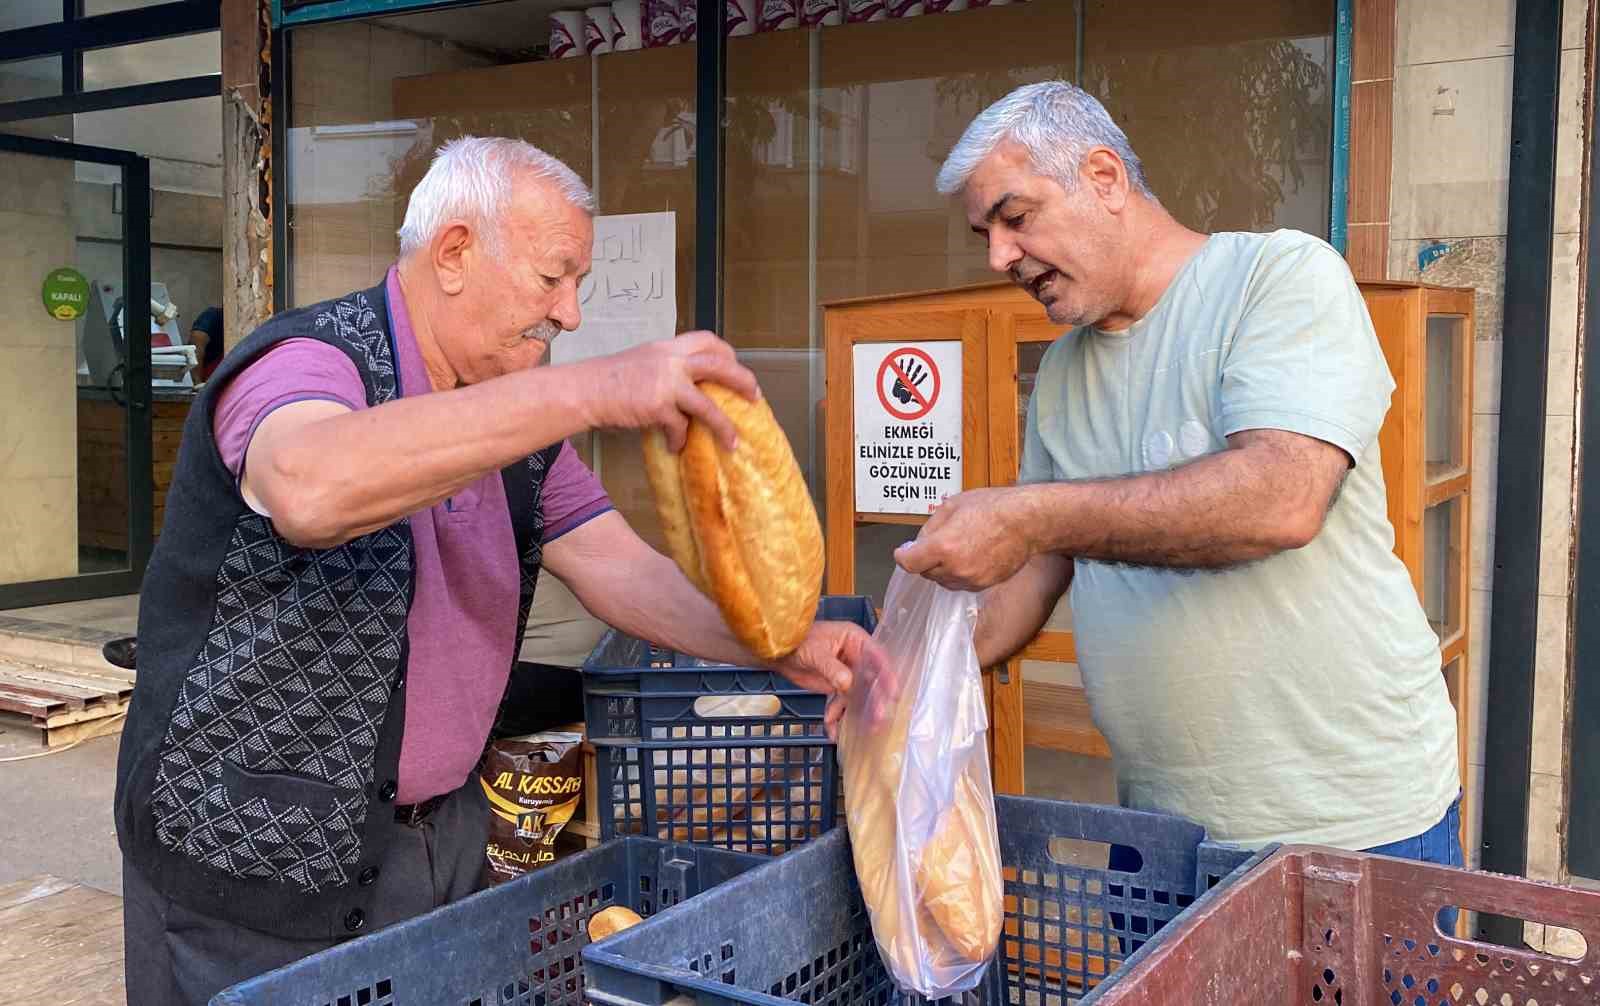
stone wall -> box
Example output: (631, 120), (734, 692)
(1388, 0), (1588, 951)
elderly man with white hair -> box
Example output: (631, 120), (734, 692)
(896, 83), (1463, 883)
(113, 136), (879, 1004)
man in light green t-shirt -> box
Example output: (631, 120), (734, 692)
(898, 81), (1461, 868)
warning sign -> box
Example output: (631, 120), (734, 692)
(853, 342), (963, 515)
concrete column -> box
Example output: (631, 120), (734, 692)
(0, 149), (80, 584)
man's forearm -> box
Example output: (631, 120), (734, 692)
(974, 553), (1074, 667)
(261, 362), (599, 546)
(561, 528), (764, 669)
(1016, 439), (1333, 569)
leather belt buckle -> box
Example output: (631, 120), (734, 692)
(394, 794), (444, 826)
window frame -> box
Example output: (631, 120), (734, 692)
(0, 1), (221, 123)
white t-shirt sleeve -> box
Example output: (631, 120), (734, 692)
(1217, 234), (1395, 464)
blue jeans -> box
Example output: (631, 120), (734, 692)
(1106, 796), (1465, 949)
(1362, 796), (1464, 934)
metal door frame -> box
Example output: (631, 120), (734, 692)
(1567, 0), (1600, 879)
(0, 133), (153, 609)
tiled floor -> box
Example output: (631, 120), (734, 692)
(0, 594), (139, 643)
(0, 875), (125, 1006)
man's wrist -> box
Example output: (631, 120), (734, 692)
(1005, 483), (1059, 558)
(544, 357), (604, 433)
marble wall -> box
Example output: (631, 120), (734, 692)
(1388, 0), (1589, 953)
(0, 150), (80, 586)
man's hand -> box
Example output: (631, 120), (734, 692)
(578, 331), (760, 452)
(772, 619), (883, 696)
(770, 619), (897, 743)
(894, 486), (1038, 592)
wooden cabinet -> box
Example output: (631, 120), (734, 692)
(1362, 282), (1476, 840)
(77, 394), (189, 552)
(821, 282), (1083, 797)
(822, 280), (1475, 812)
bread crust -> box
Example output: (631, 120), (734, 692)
(587, 905), (644, 941)
(916, 772), (1004, 962)
(643, 383), (823, 660)
(641, 428), (708, 594)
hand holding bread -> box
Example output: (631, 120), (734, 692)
(587, 331), (760, 452)
(643, 379), (825, 662)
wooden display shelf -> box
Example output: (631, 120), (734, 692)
(1023, 681), (1110, 760)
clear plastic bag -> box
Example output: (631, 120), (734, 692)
(837, 568), (1003, 998)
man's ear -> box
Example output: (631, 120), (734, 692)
(1082, 147), (1130, 213)
(432, 222), (473, 295)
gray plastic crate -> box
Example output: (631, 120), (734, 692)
(211, 838), (764, 1006)
(582, 795), (1255, 1006)
(581, 596), (876, 855)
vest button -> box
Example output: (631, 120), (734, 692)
(344, 908), (365, 932)
(378, 780), (397, 802)
(358, 866), (379, 886)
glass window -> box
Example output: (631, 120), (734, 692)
(1021, 658), (1117, 804)
(1084, 0), (1335, 235)
(288, 11), (520, 304)
(82, 31), (221, 91)
(83, 0), (187, 13)
(73, 94), (226, 361)
(284, 0), (1337, 560)
(0, 55), (63, 103)
(0, 1), (61, 32)
(1425, 314), (1468, 481)
(723, 2), (1333, 524)
(0, 149), (134, 585)
(589, 42), (696, 548)
(726, 3), (1081, 519)
(287, 0), (694, 546)
(1422, 496), (1464, 644)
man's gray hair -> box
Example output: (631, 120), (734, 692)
(935, 81), (1154, 200)
(398, 135), (596, 256)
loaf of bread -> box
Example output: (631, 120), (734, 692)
(836, 572), (1002, 996)
(642, 383), (824, 661)
(916, 771), (1004, 963)
(587, 905), (644, 942)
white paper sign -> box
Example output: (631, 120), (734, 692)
(551, 211), (677, 365)
(852, 341), (963, 514)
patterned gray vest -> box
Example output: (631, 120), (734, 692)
(114, 282), (557, 938)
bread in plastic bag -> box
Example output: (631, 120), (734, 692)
(837, 568), (1003, 998)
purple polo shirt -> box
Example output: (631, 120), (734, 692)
(213, 268), (612, 803)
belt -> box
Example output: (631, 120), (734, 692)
(394, 793), (447, 826)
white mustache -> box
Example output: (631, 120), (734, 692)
(522, 320), (562, 344)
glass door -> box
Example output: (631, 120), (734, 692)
(0, 132), (152, 608)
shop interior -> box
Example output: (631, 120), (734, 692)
(280, 0), (1336, 801)
(0, 6), (221, 584)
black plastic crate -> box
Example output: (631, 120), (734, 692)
(211, 838), (764, 1006)
(581, 596), (876, 855)
(582, 795), (1256, 1006)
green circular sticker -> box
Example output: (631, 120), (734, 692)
(42, 267), (89, 321)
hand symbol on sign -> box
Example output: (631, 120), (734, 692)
(891, 357), (928, 405)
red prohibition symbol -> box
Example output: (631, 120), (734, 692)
(876, 346), (940, 421)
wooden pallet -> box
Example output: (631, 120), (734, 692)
(0, 659), (134, 748)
